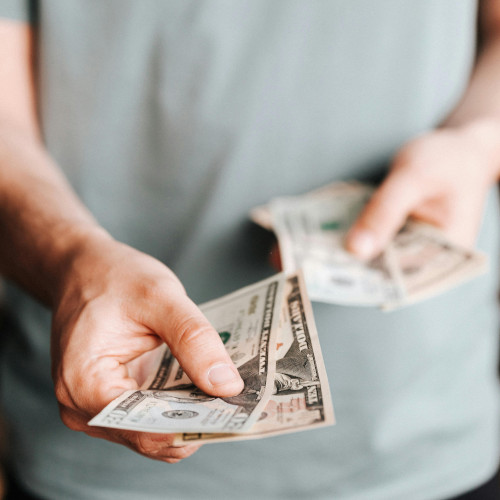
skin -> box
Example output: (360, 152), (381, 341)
(0, 1), (500, 465)
(345, 1), (500, 259)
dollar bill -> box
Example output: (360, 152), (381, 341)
(89, 273), (285, 434)
(252, 181), (487, 310)
(173, 273), (335, 444)
(250, 181), (367, 231)
(270, 183), (405, 306)
(384, 221), (488, 309)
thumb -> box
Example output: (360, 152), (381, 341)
(148, 292), (244, 398)
(345, 170), (423, 259)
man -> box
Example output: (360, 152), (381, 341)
(0, 1), (499, 499)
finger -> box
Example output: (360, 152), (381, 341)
(60, 406), (201, 462)
(345, 170), (424, 259)
(146, 291), (244, 398)
(126, 432), (201, 462)
(54, 350), (140, 415)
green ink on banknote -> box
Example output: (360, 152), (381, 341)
(219, 331), (231, 344)
(320, 220), (342, 231)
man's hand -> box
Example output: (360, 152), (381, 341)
(345, 121), (500, 260)
(51, 231), (244, 463)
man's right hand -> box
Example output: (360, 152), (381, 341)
(51, 230), (244, 463)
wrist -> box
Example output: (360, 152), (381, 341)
(49, 222), (114, 307)
(444, 117), (500, 184)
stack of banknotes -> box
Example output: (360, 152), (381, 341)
(90, 273), (335, 443)
(251, 181), (487, 310)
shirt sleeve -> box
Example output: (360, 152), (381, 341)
(0, 0), (35, 23)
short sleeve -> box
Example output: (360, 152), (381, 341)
(0, 0), (35, 23)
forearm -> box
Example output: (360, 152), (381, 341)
(447, 43), (500, 126)
(441, 5), (500, 181)
(0, 122), (110, 306)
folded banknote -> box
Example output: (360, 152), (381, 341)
(251, 181), (487, 310)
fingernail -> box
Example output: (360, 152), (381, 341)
(208, 363), (240, 387)
(349, 230), (376, 259)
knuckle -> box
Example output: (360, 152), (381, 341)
(59, 408), (74, 429)
(162, 447), (195, 463)
(173, 316), (216, 353)
(54, 379), (74, 409)
(393, 137), (428, 167)
(141, 274), (184, 303)
(59, 407), (83, 432)
(393, 145), (415, 167)
(134, 434), (153, 456)
(137, 278), (164, 302)
(131, 433), (195, 462)
(135, 433), (171, 457)
(171, 446), (197, 460)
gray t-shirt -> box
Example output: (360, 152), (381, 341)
(1, 1), (499, 499)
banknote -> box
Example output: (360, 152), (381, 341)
(250, 181), (368, 231)
(384, 221), (488, 309)
(252, 181), (487, 309)
(89, 273), (285, 434)
(270, 184), (405, 306)
(174, 273), (335, 444)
